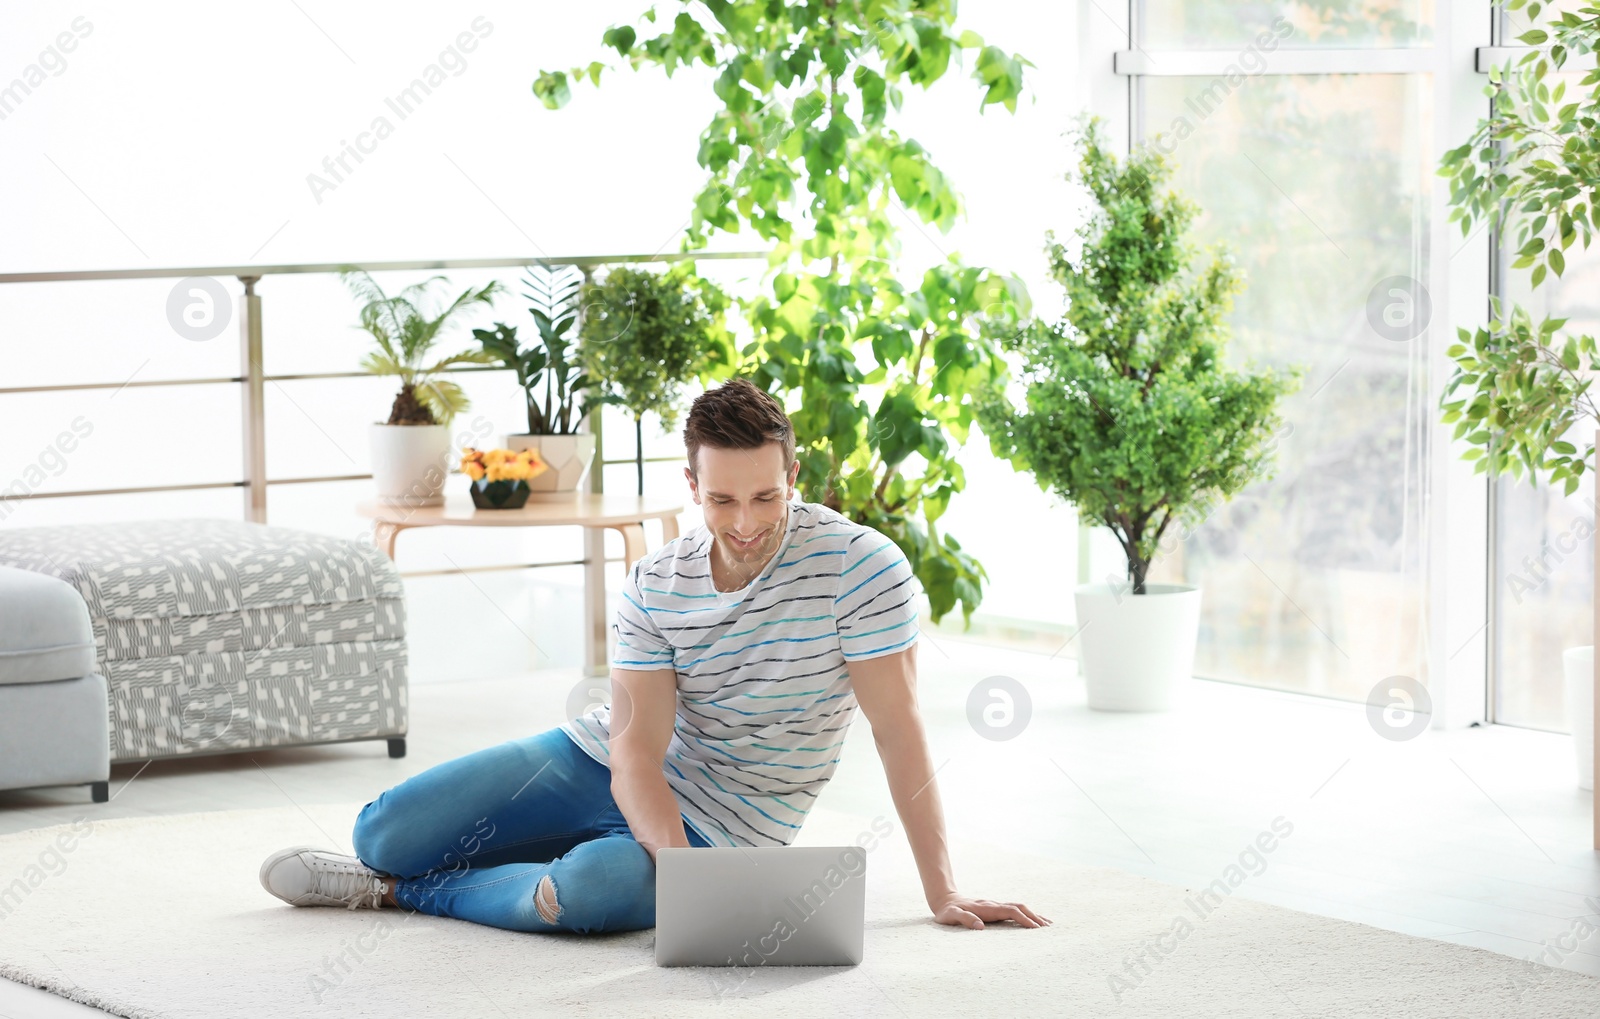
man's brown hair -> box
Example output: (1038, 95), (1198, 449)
(682, 376), (796, 480)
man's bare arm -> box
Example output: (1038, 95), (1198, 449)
(608, 666), (695, 862)
(850, 642), (1051, 929)
(846, 643), (959, 908)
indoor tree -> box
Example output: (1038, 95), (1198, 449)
(974, 115), (1302, 595)
(578, 262), (736, 494)
(1434, 0), (1600, 804)
(1436, 0), (1600, 492)
(534, 1), (1031, 624)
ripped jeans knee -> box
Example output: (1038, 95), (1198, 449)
(534, 873), (561, 924)
(523, 833), (656, 934)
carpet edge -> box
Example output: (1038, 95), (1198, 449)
(0, 959), (167, 1019)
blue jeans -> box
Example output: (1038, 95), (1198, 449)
(350, 726), (711, 933)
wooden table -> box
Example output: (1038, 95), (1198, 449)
(357, 492), (684, 676)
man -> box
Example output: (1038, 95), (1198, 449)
(260, 377), (1050, 936)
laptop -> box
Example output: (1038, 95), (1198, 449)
(655, 845), (866, 967)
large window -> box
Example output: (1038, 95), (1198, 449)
(1116, 0), (1600, 729)
(1113, 1), (1470, 704)
(1142, 71), (1433, 701)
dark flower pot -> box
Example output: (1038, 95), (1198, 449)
(469, 478), (530, 509)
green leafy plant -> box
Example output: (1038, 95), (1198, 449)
(975, 116), (1303, 595)
(534, 1), (1032, 625)
(579, 262), (736, 494)
(473, 265), (598, 436)
(1436, 0), (1600, 491)
(1441, 300), (1600, 493)
(342, 269), (503, 426)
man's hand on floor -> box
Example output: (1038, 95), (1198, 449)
(930, 894), (1053, 930)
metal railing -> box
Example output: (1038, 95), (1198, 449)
(0, 250), (764, 572)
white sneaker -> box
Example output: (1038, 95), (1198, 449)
(260, 845), (389, 910)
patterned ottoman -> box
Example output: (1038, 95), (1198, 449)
(0, 519), (408, 763)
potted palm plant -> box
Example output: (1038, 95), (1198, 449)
(1436, 2), (1600, 792)
(577, 262), (734, 494)
(975, 115), (1302, 711)
(473, 264), (600, 498)
(342, 269), (503, 506)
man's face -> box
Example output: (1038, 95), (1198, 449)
(686, 442), (799, 575)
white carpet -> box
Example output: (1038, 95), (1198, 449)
(0, 801), (1595, 1018)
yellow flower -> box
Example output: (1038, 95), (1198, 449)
(464, 446), (548, 485)
(459, 446), (489, 470)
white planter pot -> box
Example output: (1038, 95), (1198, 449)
(1072, 582), (1203, 712)
(504, 433), (597, 500)
(1561, 645), (1595, 792)
(368, 423), (450, 507)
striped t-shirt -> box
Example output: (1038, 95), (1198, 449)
(560, 498), (921, 848)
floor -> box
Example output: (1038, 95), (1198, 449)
(2, 630), (1598, 1016)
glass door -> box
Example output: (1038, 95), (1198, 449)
(1118, 1), (1444, 702)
